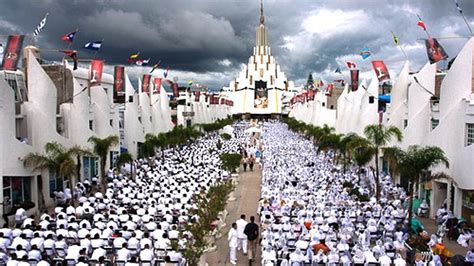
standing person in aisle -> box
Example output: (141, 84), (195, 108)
(242, 156), (248, 172)
(236, 214), (248, 255)
(248, 156), (255, 171)
(228, 223), (238, 265)
(244, 216), (259, 262)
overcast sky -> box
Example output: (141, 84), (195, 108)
(1, 0), (474, 89)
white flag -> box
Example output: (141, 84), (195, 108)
(33, 13), (48, 37)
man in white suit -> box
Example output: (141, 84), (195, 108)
(236, 214), (248, 255)
(228, 222), (238, 265)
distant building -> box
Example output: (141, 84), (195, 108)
(222, 0), (296, 117)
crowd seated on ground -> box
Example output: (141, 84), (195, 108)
(1, 126), (246, 266)
(257, 122), (473, 265)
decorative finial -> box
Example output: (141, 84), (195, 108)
(260, 0), (265, 25)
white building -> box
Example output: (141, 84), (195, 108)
(289, 38), (474, 222)
(0, 47), (227, 225)
(222, 1), (296, 116)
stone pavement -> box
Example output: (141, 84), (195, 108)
(206, 167), (263, 266)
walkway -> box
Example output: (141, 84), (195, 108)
(206, 166), (263, 266)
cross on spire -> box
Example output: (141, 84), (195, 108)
(260, 0), (265, 25)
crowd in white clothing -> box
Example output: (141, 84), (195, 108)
(256, 122), (474, 266)
(2, 128), (246, 266)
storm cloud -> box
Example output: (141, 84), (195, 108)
(1, 0), (473, 88)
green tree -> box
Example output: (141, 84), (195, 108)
(88, 135), (119, 191)
(116, 152), (134, 179)
(363, 124), (403, 200)
(383, 145), (449, 234)
(142, 134), (159, 162)
(23, 142), (89, 206)
(220, 153), (243, 172)
(348, 136), (375, 179)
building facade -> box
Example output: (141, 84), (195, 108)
(289, 38), (474, 221)
(0, 48), (230, 224)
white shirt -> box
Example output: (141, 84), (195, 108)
(228, 228), (238, 248)
(236, 219), (248, 239)
(139, 248), (154, 261)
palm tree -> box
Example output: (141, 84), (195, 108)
(363, 124), (403, 200)
(348, 136), (375, 179)
(142, 134), (159, 163)
(338, 133), (359, 171)
(384, 145), (449, 234)
(23, 142), (88, 206)
(116, 152), (134, 178)
(318, 133), (343, 161)
(88, 135), (119, 191)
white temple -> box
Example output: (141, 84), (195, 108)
(222, 0), (296, 115)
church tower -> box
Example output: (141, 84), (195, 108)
(222, 0), (295, 115)
(256, 0), (268, 47)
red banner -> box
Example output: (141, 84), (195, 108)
(425, 37), (448, 64)
(1, 35), (24, 70)
(153, 78), (162, 94)
(350, 69), (359, 92)
(89, 59), (104, 86)
(142, 74), (151, 93)
(172, 82), (179, 97)
(372, 60), (391, 82)
(113, 66), (125, 103)
(195, 91), (200, 102)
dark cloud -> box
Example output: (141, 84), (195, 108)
(1, 0), (474, 89)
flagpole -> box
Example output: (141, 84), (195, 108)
(459, 12), (473, 36)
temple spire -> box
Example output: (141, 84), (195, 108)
(260, 0), (265, 25)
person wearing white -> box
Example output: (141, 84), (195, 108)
(235, 214), (248, 255)
(228, 223), (238, 265)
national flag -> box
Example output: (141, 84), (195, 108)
(89, 59), (104, 86)
(360, 47), (371, 60)
(454, 0), (463, 14)
(61, 31), (77, 43)
(149, 61), (161, 73)
(1, 35), (25, 70)
(33, 13), (48, 37)
(135, 58), (150, 66)
(391, 31), (400, 46)
(113, 66), (126, 103)
(163, 67), (169, 78)
(335, 67), (342, 74)
(350, 69), (359, 92)
(417, 14), (427, 31)
(372, 60), (391, 82)
(84, 41), (102, 51)
(153, 78), (162, 94)
(424, 37), (448, 64)
(142, 74), (151, 93)
(188, 80), (193, 87)
(346, 61), (357, 69)
(60, 50), (78, 70)
(128, 52), (140, 62)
